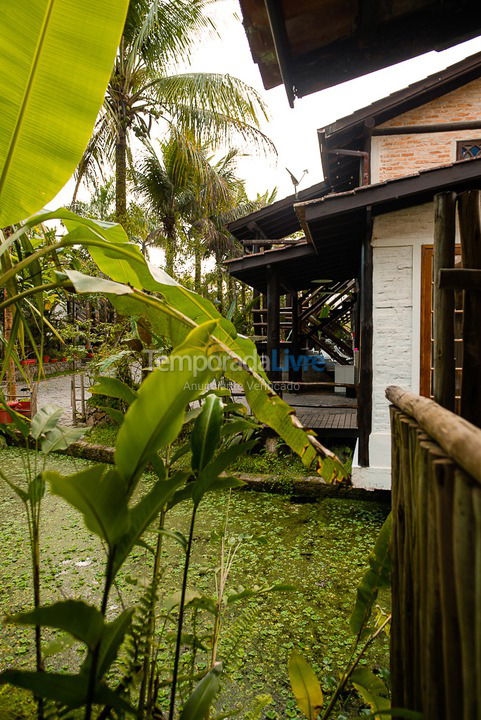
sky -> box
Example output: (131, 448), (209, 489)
(54, 0), (481, 207)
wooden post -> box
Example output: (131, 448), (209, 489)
(289, 291), (302, 382)
(433, 192), (456, 410)
(458, 191), (481, 426)
(357, 213), (373, 466)
(266, 265), (281, 382)
(252, 289), (261, 336)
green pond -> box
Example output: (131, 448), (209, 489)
(0, 447), (390, 719)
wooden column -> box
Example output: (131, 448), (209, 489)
(266, 265), (281, 382)
(458, 191), (481, 426)
(252, 289), (261, 336)
(289, 291), (302, 382)
(433, 192), (456, 410)
(357, 213), (373, 467)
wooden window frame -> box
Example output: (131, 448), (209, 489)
(420, 243), (463, 403)
(456, 139), (481, 161)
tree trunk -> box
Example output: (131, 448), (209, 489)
(215, 250), (223, 313)
(194, 242), (202, 294)
(227, 275), (235, 312)
(3, 300), (16, 401)
(240, 282), (246, 311)
(115, 122), (128, 226)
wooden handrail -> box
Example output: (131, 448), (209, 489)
(386, 385), (481, 484)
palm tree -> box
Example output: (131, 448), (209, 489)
(135, 134), (198, 275)
(74, 0), (273, 225)
(196, 185), (277, 311)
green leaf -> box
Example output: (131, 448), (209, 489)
(43, 632), (76, 658)
(1, 475), (28, 502)
(191, 394), (223, 473)
(0, 0), (130, 226)
(65, 269), (133, 296)
(102, 406), (125, 426)
(201, 441), (255, 478)
(28, 474), (45, 505)
(30, 405), (63, 439)
(114, 322), (218, 490)
(0, 670), (134, 712)
(365, 711), (423, 719)
(170, 442), (191, 465)
(288, 651), (323, 720)
(6, 601), (104, 650)
(41, 425), (86, 454)
(94, 609), (134, 678)
(77, 240), (346, 480)
(89, 376), (138, 406)
(351, 668), (390, 717)
(220, 419), (258, 437)
(196, 475), (246, 499)
(179, 663), (223, 720)
(112, 473), (185, 576)
(350, 514), (392, 635)
(47, 466), (129, 547)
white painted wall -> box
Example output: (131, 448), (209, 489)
(353, 202), (435, 490)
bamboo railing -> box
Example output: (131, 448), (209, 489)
(387, 385), (481, 720)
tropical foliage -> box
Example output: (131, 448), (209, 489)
(73, 0), (273, 224)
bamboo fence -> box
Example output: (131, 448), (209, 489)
(387, 385), (481, 720)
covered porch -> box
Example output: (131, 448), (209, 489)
(226, 183), (364, 443)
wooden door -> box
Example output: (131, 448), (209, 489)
(420, 245), (463, 411)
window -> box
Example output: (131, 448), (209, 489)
(456, 140), (481, 160)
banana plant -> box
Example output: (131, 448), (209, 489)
(1, 209), (348, 482)
(0, 325), (248, 719)
(0, 402), (87, 719)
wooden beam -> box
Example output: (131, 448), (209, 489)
(433, 192), (456, 411)
(289, 291), (302, 382)
(266, 265), (281, 381)
(357, 213), (373, 467)
(386, 386), (481, 484)
(241, 238), (304, 246)
(458, 191), (481, 427)
(439, 268), (481, 290)
(373, 121), (481, 136)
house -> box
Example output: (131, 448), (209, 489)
(227, 52), (481, 488)
(238, 0), (481, 106)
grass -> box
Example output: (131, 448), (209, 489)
(0, 446), (389, 719)
(86, 423), (353, 481)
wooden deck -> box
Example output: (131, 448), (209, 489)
(231, 385), (358, 437)
(284, 391), (358, 437)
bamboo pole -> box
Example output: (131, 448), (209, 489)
(433, 192), (455, 410)
(458, 191), (481, 426)
(433, 459), (464, 720)
(473, 489), (481, 713)
(386, 386), (481, 484)
(453, 470), (477, 720)
(389, 406), (404, 708)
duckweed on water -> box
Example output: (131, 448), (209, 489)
(0, 447), (389, 718)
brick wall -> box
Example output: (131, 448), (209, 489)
(371, 76), (481, 183)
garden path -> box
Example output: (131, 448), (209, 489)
(35, 373), (90, 426)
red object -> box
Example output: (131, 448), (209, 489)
(0, 401), (19, 424)
(43, 355), (50, 363)
(16, 399), (32, 419)
(20, 358), (36, 366)
(61, 357), (67, 362)
(86, 352), (94, 358)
